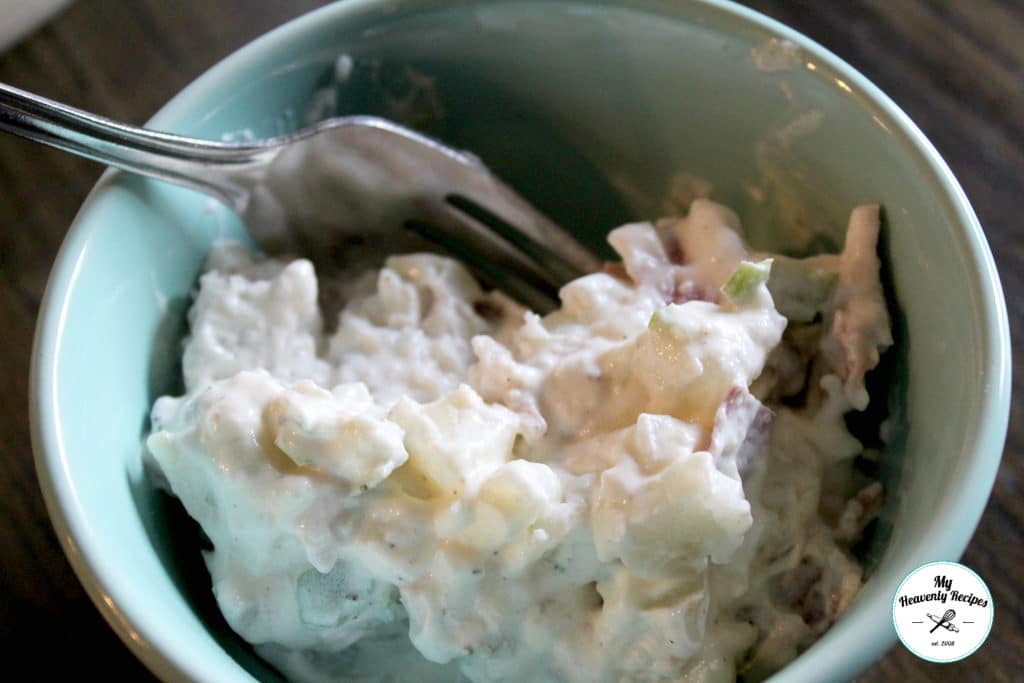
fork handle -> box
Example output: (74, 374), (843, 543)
(0, 81), (261, 210)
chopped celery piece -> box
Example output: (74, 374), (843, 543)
(767, 255), (838, 322)
(721, 259), (773, 305)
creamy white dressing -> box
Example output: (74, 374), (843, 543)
(148, 199), (892, 682)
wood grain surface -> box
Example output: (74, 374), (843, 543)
(0, 1), (1019, 681)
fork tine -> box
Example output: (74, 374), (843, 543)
(444, 194), (588, 286)
(445, 172), (604, 280)
(403, 203), (566, 312)
(403, 220), (559, 313)
(242, 117), (602, 305)
(328, 117), (603, 283)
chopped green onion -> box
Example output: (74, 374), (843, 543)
(721, 259), (773, 305)
(648, 310), (667, 331)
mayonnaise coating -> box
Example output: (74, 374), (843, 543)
(148, 199), (891, 682)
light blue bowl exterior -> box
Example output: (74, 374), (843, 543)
(31, 1), (1011, 682)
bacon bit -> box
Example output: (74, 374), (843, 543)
(834, 481), (885, 543)
(709, 385), (773, 475)
(710, 386), (746, 456)
(736, 407), (772, 476)
(472, 299), (504, 321)
(667, 241), (685, 265)
(671, 280), (712, 304)
(856, 480), (884, 509)
(723, 385), (744, 411)
(602, 261), (631, 282)
(801, 588), (828, 630)
(711, 386), (764, 448)
(778, 556), (823, 610)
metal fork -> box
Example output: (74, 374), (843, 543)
(0, 82), (600, 310)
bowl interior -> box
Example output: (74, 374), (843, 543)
(33, 1), (1009, 682)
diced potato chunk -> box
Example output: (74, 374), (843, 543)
(268, 381), (407, 491)
(389, 385), (520, 498)
(592, 450), (751, 578)
(457, 460), (562, 549)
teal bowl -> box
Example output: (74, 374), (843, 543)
(30, 1), (1011, 681)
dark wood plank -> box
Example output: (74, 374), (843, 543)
(0, 1), (1019, 680)
(0, 2), (330, 680)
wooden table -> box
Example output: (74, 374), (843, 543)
(1, 1), (1019, 680)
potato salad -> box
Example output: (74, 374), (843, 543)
(147, 199), (892, 682)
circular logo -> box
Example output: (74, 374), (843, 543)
(892, 561), (993, 662)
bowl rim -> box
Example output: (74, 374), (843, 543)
(29, 1), (1011, 681)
